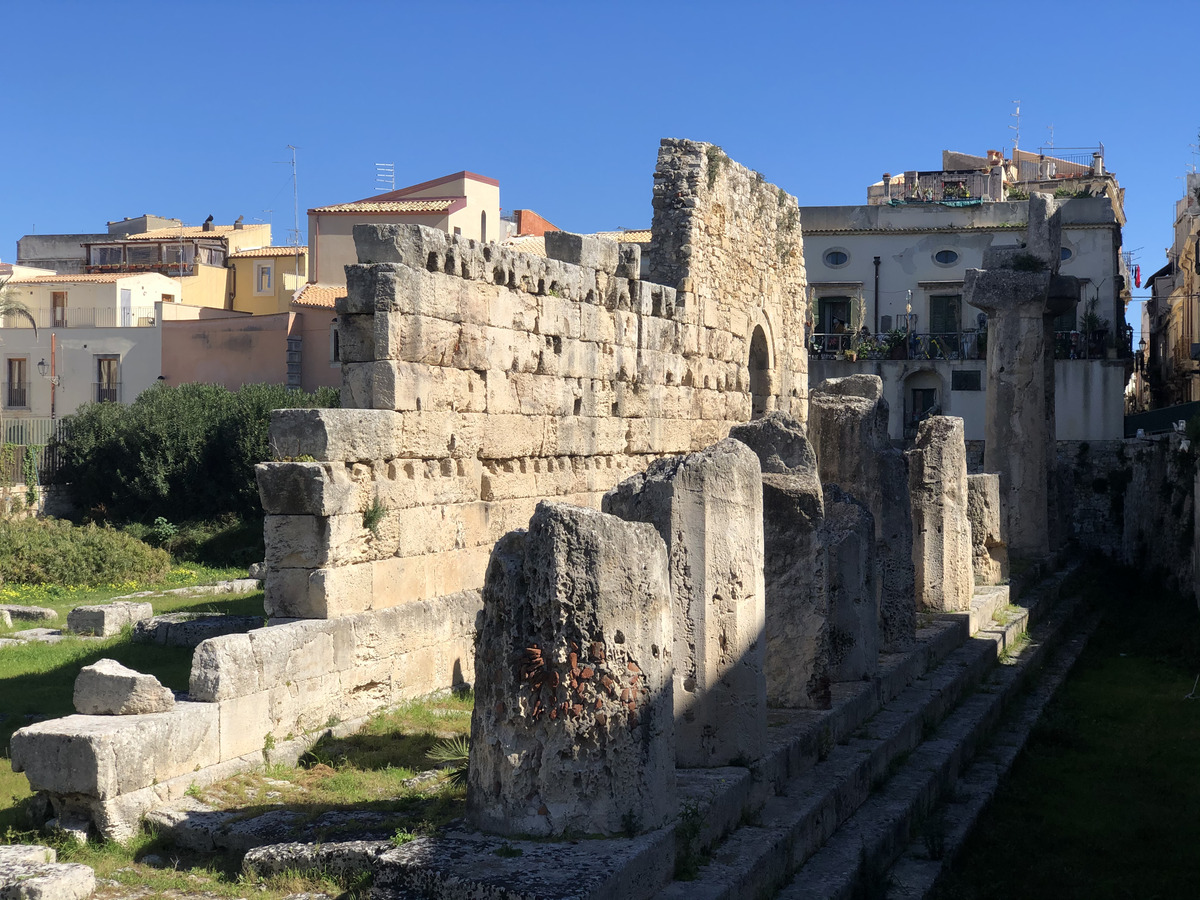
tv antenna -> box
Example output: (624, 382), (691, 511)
(375, 163), (396, 193)
(1009, 100), (1021, 155)
(1046, 124), (1054, 148)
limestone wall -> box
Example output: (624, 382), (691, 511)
(260, 164), (808, 618)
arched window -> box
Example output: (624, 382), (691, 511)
(749, 326), (771, 419)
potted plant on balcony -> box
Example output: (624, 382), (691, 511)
(885, 328), (908, 360)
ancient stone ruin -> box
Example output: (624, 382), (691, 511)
(10, 141), (1095, 900)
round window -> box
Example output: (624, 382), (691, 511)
(1061, 247), (1073, 262)
(824, 249), (849, 267)
(933, 249), (959, 265)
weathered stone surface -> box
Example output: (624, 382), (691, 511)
(907, 416), (974, 612)
(965, 193), (1079, 557)
(0, 848), (54, 867)
(255, 462), (356, 517)
(66, 602), (154, 637)
(605, 438), (768, 765)
(544, 231), (620, 275)
(0, 859), (94, 900)
(731, 413), (830, 709)
(73, 659), (175, 715)
(808, 375), (915, 651)
(967, 473), (1008, 585)
(0, 605), (57, 623)
(10, 703), (220, 799)
(467, 502), (674, 837)
(267, 409), (404, 462)
(0, 610), (9, 629)
(132, 613), (261, 648)
(822, 486), (878, 681)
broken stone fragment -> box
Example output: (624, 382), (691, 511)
(66, 601), (154, 637)
(73, 658), (176, 715)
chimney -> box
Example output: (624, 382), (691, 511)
(202, 214), (214, 232)
(234, 215), (244, 231)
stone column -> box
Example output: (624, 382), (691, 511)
(907, 416), (973, 612)
(467, 502), (674, 837)
(604, 439), (768, 767)
(967, 473), (1008, 585)
(964, 194), (1079, 557)
(822, 486), (878, 681)
(807, 374), (915, 652)
(730, 413), (831, 709)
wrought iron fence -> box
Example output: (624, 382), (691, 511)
(809, 331), (985, 361)
(0, 307), (158, 329)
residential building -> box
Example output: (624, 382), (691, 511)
(80, 220), (271, 309)
(801, 147), (1131, 443)
(16, 215), (182, 274)
(307, 171), (500, 285)
(229, 246), (308, 315)
(1141, 172), (1200, 408)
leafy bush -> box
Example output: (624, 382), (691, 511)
(0, 517), (170, 586)
(53, 382), (338, 523)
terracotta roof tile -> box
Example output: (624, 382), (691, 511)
(122, 225), (268, 241)
(291, 283), (345, 309)
(9, 273), (143, 284)
(229, 246), (307, 259)
(591, 229), (651, 243)
(309, 199), (457, 214)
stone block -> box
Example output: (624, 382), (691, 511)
(0, 605), (57, 623)
(264, 514), (366, 569)
(822, 486), (878, 682)
(217, 691), (272, 760)
(66, 602), (154, 637)
(543, 232), (620, 275)
(616, 242), (641, 280)
(268, 408), (403, 462)
(132, 613), (261, 648)
(467, 502), (674, 837)
(10, 702), (220, 799)
(73, 659), (175, 715)
(0, 610), (9, 629)
(967, 473), (1008, 585)
(255, 462), (357, 516)
(604, 438), (767, 767)
(907, 416), (974, 612)
(0, 859), (94, 900)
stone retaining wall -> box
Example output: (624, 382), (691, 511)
(258, 140), (808, 618)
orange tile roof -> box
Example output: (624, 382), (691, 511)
(229, 246), (308, 259)
(291, 283), (345, 309)
(122, 225), (268, 241)
(9, 273), (144, 284)
(591, 229), (652, 243)
(309, 199), (456, 214)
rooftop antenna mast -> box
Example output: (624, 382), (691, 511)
(286, 145), (300, 249)
(1046, 124), (1054, 148)
(375, 163), (395, 193)
(1009, 100), (1021, 158)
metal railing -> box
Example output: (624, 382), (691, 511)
(2, 381), (29, 408)
(809, 331), (985, 361)
(1053, 329), (1109, 360)
(0, 307), (158, 329)
(94, 382), (122, 403)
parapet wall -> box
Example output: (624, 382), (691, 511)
(259, 144), (809, 618)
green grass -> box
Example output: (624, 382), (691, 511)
(932, 560), (1200, 899)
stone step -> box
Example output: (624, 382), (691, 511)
(649, 564), (1075, 900)
(882, 611), (1101, 899)
(0, 845), (94, 900)
(773, 573), (1086, 900)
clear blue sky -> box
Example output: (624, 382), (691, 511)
(2, 0), (1194, 339)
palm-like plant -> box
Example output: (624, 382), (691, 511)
(0, 285), (37, 336)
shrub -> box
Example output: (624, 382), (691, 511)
(53, 382), (338, 523)
(0, 517), (170, 586)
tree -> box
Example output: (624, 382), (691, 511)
(0, 280), (37, 335)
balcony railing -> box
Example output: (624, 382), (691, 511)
(809, 331), (985, 361)
(86, 262), (196, 277)
(94, 382), (122, 404)
(1053, 329), (1110, 360)
(3, 381), (29, 408)
(0, 307), (158, 329)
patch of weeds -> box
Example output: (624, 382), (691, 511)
(998, 632), (1030, 664)
(493, 843), (523, 858)
(426, 735), (470, 786)
(921, 813), (947, 861)
(818, 727), (835, 761)
(391, 828), (421, 847)
(362, 497), (388, 535)
(705, 145), (726, 190)
(674, 797), (707, 880)
(621, 810), (641, 837)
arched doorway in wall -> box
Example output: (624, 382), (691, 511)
(749, 325), (772, 419)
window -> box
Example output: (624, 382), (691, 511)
(1060, 247), (1073, 262)
(163, 244), (195, 265)
(95, 355), (120, 403)
(933, 249), (959, 266)
(929, 295), (961, 337)
(5, 358), (28, 408)
(91, 246), (122, 266)
(255, 262), (274, 295)
(199, 246), (226, 266)
(126, 244), (158, 266)
(161, 293), (175, 304)
(52, 292), (67, 328)
(951, 370), (982, 391)
(330, 318), (341, 365)
(912, 387), (938, 419)
(823, 249), (849, 268)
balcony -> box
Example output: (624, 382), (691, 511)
(85, 262), (196, 277)
(808, 331), (985, 361)
(3, 381), (29, 408)
(94, 383), (122, 404)
(0, 307), (158, 329)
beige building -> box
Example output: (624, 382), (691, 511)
(229, 246), (308, 315)
(306, 172), (500, 285)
